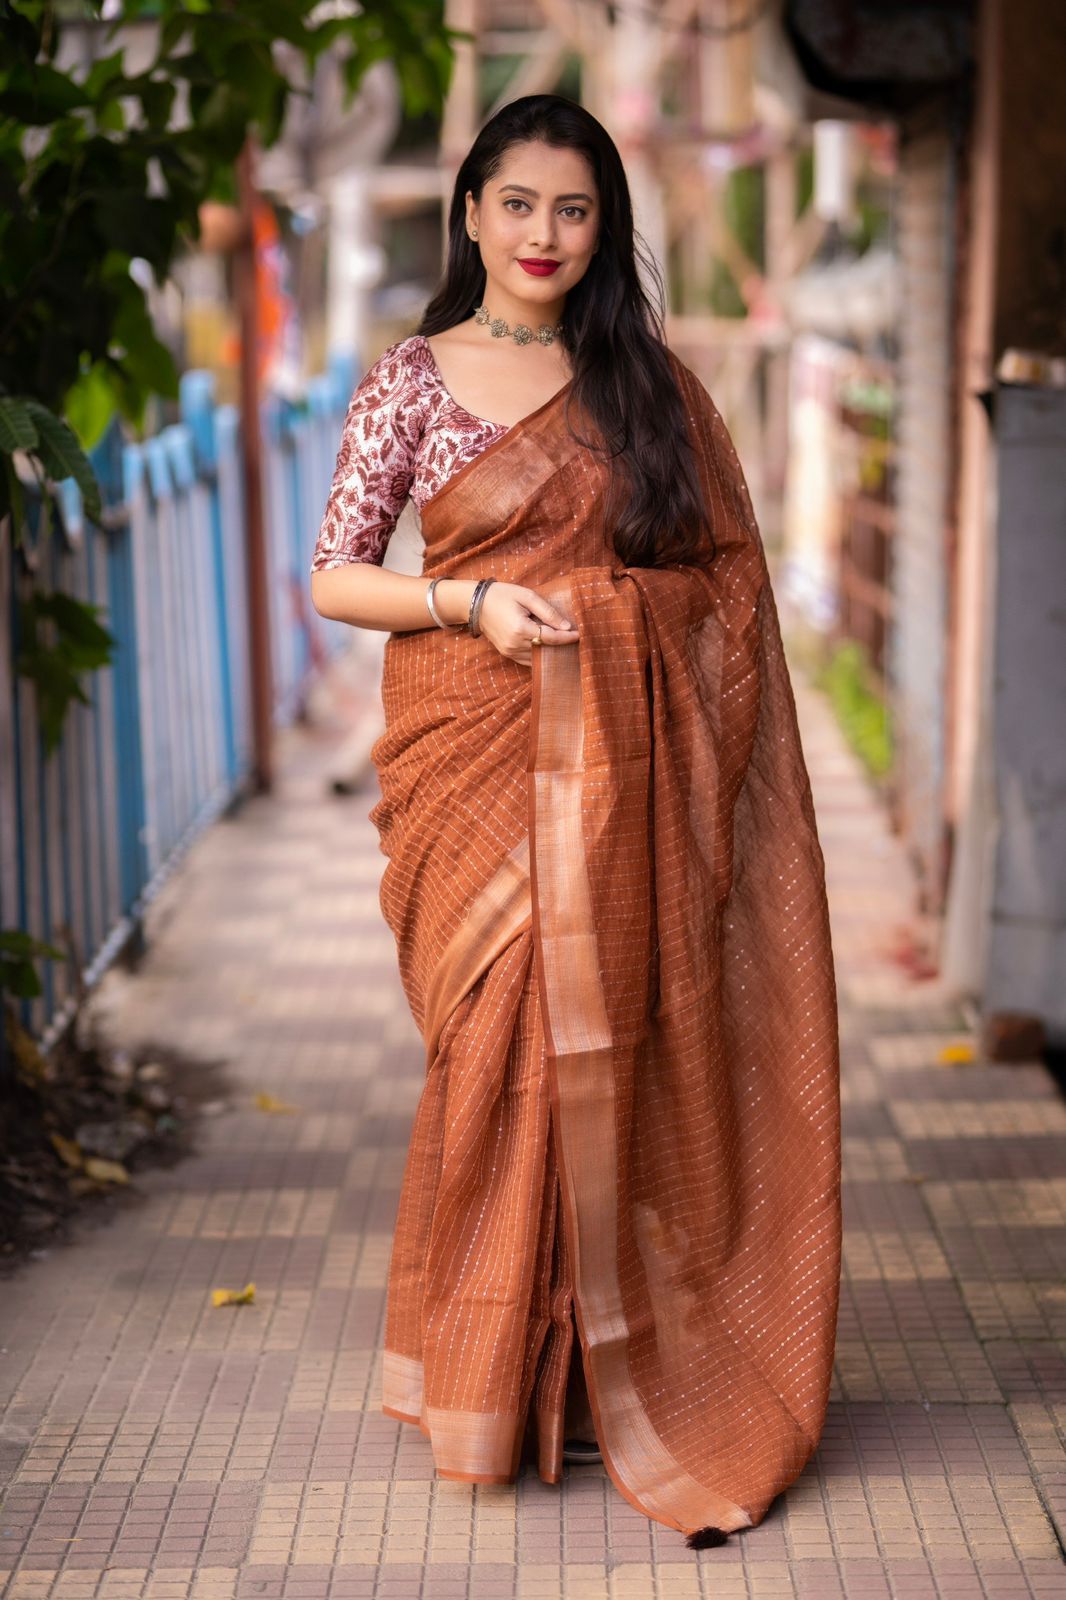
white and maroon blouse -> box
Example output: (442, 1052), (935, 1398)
(309, 333), (509, 573)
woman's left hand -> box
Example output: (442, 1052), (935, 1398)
(477, 581), (580, 668)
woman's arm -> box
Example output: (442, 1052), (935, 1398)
(308, 341), (576, 655)
(311, 564), (577, 663)
(310, 565), (475, 632)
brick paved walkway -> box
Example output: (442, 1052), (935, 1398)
(2, 652), (1065, 1600)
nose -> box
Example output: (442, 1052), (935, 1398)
(526, 211), (557, 250)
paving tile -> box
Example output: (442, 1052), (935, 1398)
(2, 667), (1065, 1599)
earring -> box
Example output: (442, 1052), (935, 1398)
(471, 228), (478, 240)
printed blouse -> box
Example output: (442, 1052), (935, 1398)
(309, 333), (510, 573)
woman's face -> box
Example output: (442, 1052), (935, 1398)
(466, 139), (599, 315)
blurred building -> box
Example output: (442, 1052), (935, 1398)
(782, 0), (1066, 1044)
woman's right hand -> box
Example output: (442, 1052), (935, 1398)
(477, 581), (580, 668)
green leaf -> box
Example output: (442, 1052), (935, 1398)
(22, 401), (102, 522)
(0, 60), (89, 123)
(96, 96), (126, 133)
(35, 591), (114, 669)
(243, 1), (311, 48)
(2, 961), (42, 998)
(0, 2), (44, 67)
(0, 395), (38, 452)
(0, 922), (66, 997)
(25, 650), (92, 754)
(14, 588), (109, 756)
(93, 193), (177, 278)
(159, 12), (193, 56)
(100, 354), (150, 432)
(0, 928), (65, 963)
(63, 361), (118, 452)
(189, 81), (252, 155)
(257, 73), (288, 147)
(138, 78), (176, 132)
(111, 290), (179, 398)
(83, 49), (127, 99)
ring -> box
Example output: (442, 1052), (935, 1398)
(533, 624), (543, 647)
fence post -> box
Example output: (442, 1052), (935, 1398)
(235, 137), (273, 792)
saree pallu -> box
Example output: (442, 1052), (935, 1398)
(367, 355), (842, 1542)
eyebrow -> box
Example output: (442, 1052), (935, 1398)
(496, 183), (595, 203)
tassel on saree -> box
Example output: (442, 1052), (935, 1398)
(685, 1526), (730, 1549)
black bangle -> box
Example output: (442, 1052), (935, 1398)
(468, 577), (496, 637)
(467, 580), (486, 636)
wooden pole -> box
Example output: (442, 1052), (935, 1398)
(235, 137), (273, 793)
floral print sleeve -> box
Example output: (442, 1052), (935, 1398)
(309, 341), (424, 573)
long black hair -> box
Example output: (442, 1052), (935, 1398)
(416, 94), (715, 569)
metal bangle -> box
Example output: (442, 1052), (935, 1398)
(467, 579), (488, 636)
(425, 576), (464, 631)
(468, 576), (496, 638)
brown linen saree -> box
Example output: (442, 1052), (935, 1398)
(367, 352), (841, 1543)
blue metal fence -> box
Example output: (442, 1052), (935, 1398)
(1, 356), (357, 1048)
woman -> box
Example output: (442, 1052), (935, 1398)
(310, 94), (841, 1550)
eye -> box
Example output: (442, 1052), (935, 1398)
(501, 198), (589, 220)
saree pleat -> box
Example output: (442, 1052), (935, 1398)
(368, 359), (841, 1538)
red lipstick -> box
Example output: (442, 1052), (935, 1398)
(517, 258), (560, 276)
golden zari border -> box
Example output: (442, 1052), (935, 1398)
(527, 575), (753, 1540)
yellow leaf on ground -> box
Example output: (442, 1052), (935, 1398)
(212, 1282), (256, 1307)
(936, 1042), (977, 1064)
(83, 1156), (129, 1184)
(253, 1091), (300, 1113)
(50, 1133), (83, 1169)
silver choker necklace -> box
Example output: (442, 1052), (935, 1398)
(474, 304), (564, 346)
